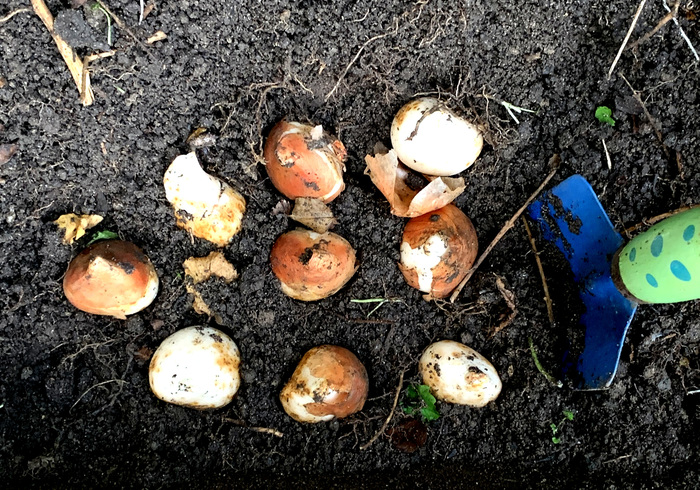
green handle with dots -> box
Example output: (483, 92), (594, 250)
(614, 207), (700, 303)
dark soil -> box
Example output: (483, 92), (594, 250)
(1, 0), (699, 487)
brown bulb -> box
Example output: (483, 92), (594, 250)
(263, 120), (346, 203)
(63, 240), (159, 319)
(398, 204), (478, 299)
(270, 229), (357, 301)
(280, 345), (369, 423)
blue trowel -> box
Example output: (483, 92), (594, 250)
(528, 175), (700, 389)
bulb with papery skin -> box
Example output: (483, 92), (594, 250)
(264, 120), (346, 203)
(163, 152), (246, 247)
(63, 240), (159, 319)
(391, 98), (483, 177)
(419, 340), (501, 407)
(399, 204), (478, 299)
(270, 229), (357, 301)
(149, 326), (241, 409)
(280, 345), (369, 423)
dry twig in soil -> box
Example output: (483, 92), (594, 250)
(608, 0), (647, 80)
(360, 370), (404, 451)
(624, 204), (700, 234)
(31, 0), (94, 105)
(522, 216), (554, 324)
(630, 0), (680, 50)
(449, 157), (560, 303)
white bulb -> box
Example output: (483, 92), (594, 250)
(149, 326), (241, 409)
(419, 340), (501, 407)
(391, 98), (483, 177)
(163, 152), (246, 246)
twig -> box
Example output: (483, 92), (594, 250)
(620, 74), (670, 158)
(607, 0), (647, 80)
(522, 217), (554, 325)
(450, 160), (560, 302)
(687, 389), (700, 395)
(250, 427), (284, 437)
(624, 204), (700, 233)
(30, 0), (94, 105)
(0, 7), (31, 23)
(663, 0), (699, 60)
(360, 370), (404, 450)
(602, 454), (631, 464)
(528, 337), (563, 388)
(491, 275), (517, 337)
(325, 32), (391, 101)
(601, 138), (612, 170)
(630, 1), (679, 50)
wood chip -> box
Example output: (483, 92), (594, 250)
(54, 213), (103, 244)
(146, 30), (167, 44)
(289, 197), (337, 233)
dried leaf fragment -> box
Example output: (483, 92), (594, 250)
(364, 149), (465, 217)
(0, 144), (17, 165)
(54, 213), (103, 244)
(492, 275), (517, 337)
(183, 251), (238, 284)
(183, 252), (238, 323)
(290, 197), (337, 233)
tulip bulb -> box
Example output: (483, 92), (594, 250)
(163, 152), (246, 247)
(270, 229), (357, 301)
(419, 340), (502, 407)
(391, 97), (483, 177)
(399, 204), (478, 299)
(264, 120), (346, 203)
(63, 240), (159, 319)
(149, 326), (241, 409)
(280, 345), (369, 423)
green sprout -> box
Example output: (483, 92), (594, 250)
(402, 384), (440, 422)
(350, 297), (403, 318)
(87, 230), (119, 245)
(595, 106), (616, 126)
(550, 410), (575, 444)
(501, 100), (537, 125)
(91, 2), (112, 46)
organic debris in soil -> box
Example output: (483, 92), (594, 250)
(183, 251), (238, 322)
(54, 213), (104, 244)
(289, 197), (337, 233)
(388, 419), (428, 453)
(0, 143), (17, 164)
(364, 147), (465, 217)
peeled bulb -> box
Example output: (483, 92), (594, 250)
(280, 345), (368, 423)
(399, 204), (478, 299)
(264, 120), (346, 202)
(391, 97), (483, 177)
(149, 326), (241, 409)
(63, 239), (159, 319)
(419, 340), (501, 407)
(163, 152), (246, 247)
(270, 229), (357, 301)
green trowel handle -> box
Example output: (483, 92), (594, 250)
(614, 207), (700, 303)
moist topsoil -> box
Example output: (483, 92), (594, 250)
(1, 0), (699, 488)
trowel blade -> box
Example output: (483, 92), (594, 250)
(527, 175), (638, 389)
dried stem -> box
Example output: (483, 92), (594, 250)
(608, 0), (647, 80)
(360, 370), (404, 451)
(450, 161), (559, 302)
(30, 0), (94, 105)
(522, 217), (554, 325)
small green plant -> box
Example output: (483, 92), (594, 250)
(528, 337), (563, 388)
(402, 384), (440, 422)
(595, 106), (616, 126)
(550, 410), (575, 444)
(91, 2), (112, 46)
(350, 297), (403, 318)
(87, 230), (119, 245)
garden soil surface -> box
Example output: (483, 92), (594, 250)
(1, 0), (699, 487)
